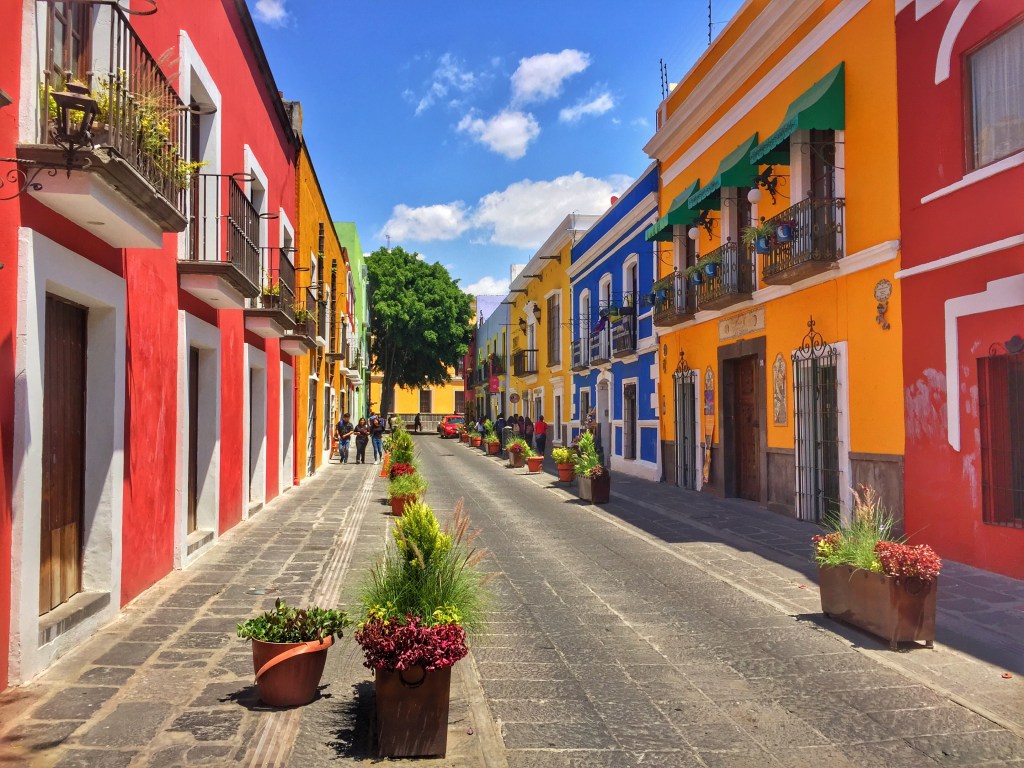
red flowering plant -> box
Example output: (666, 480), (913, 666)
(388, 462), (416, 480)
(874, 541), (942, 582)
(355, 498), (490, 672)
(812, 486), (899, 574)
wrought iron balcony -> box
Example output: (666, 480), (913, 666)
(245, 249), (297, 338)
(512, 349), (538, 377)
(611, 314), (637, 357)
(21, 1), (190, 244)
(178, 174), (261, 309)
(695, 241), (755, 311)
(652, 272), (695, 327)
(571, 337), (590, 371)
(589, 328), (611, 365)
(761, 197), (845, 285)
(281, 286), (319, 356)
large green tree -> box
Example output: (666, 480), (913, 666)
(367, 246), (473, 415)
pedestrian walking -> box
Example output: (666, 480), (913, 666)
(370, 415), (385, 463)
(524, 415), (534, 449)
(353, 417), (370, 464)
(414, 413), (422, 433)
(335, 412), (354, 464)
(534, 414), (548, 457)
(495, 413), (506, 446)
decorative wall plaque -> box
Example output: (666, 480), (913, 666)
(719, 306), (766, 341)
(772, 353), (787, 425)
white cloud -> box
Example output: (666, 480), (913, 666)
(413, 53), (479, 116)
(559, 92), (615, 124)
(253, 0), (288, 25)
(464, 276), (511, 295)
(457, 110), (540, 160)
(378, 202), (470, 242)
(473, 172), (632, 248)
(511, 50), (590, 104)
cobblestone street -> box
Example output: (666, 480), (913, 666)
(1, 434), (1022, 767)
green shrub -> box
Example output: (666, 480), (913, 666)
(237, 598), (349, 643)
(812, 486), (901, 572)
(571, 431), (601, 477)
(387, 471), (427, 499)
(551, 446), (574, 464)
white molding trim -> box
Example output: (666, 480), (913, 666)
(896, 234), (1024, 280)
(571, 218), (657, 283)
(943, 274), (1024, 451)
(175, 312), (222, 569)
(935, 0), (981, 85)
(280, 362), (294, 496)
(655, 0), (872, 186)
(11, 228), (126, 684)
(243, 345), (268, 516)
(568, 193), (658, 277)
(920, 150), (1024, 204)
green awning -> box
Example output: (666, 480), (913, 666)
(686, 134), (760, 210)
(750, 62), (845, 165)
(644, 179), (700, 242)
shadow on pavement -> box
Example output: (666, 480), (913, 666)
(327, 681), (377, 760)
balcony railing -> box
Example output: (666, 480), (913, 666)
(315, 287), (326, 340)
(512, 349), (538, 377)
(696, 241), (755, 311)
(299, 287), (317, 339)
(39, 1), (188, 217)
(652, 272), (695, 327)
(254, 249), (297, 322)
(761, 197), (845, 285)
(181, 173), (261, 296)
(611, 314), (637, 357)
(571, 337), (590, 370)
(589, 328), (611, 365)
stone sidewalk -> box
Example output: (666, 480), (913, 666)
(522, 451), (1024, 739)
(0, 461), (503, 767)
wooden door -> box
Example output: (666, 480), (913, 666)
(187, 347), (199, 534)
(40, 296), (87, 615)
(734, 355), (760, 501)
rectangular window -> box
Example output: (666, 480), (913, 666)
(419, 389), (432, 414)
(547, 294), (560, 366)
(978, 351), (1024, 527)
(968, 21), (1024, 169)
(554, 394), (562, 443)
(623, 383), (637, 460)
(454, 390), (465, 414)
(579, 388), (591, 426)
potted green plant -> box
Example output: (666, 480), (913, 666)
(355, 499), (490, 758)
(484, 429), (500, 455)
(552, 446), (575, 482)
(813, 487), (941, 649)
(684, 263), (704, 285)
(698, 252), (722, 278)
(572, 432), (604, 501)
(524, 443), (543, 473)
(237, 598), (349, 707)
(387, 471), (427, 516)
(506, 437), (530, 468)
(775, 218), (796, 243)
(741, 220), (775, 254)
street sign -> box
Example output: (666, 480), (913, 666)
(509, 393), (520, 404)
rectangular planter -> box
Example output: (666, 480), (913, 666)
(375, 665), (452, 757)
(818, 565), (936, 650)
(578, 477), (592, 501)
(577, 475), (610, 503)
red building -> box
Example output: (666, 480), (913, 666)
(896, 1), (1024, 579)
(0, 0), (301, 689)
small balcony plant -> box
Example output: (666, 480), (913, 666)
(741, 220), (775, 254)
(697, 252), (722, 278)
(236, 598), (350, 707)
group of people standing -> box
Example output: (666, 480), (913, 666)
(333, 412), (387, 465)
(474, 413), (548, 457)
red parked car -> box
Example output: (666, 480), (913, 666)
(437, 414), (464, 438)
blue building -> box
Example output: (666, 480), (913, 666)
(473, 297), (510, 421)
(568, 163), (661, 480)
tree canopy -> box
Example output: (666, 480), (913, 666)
(366, 246), (473, 414)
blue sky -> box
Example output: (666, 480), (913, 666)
(248, 0), (744, 295)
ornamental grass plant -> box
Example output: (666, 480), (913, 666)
(387, 471), (427, 499)
(355, 499), (491, 671)
(571, 431), (602, 478)
(813, 486), (899, 573)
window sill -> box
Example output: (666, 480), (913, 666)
(921, 149), (1024, 204)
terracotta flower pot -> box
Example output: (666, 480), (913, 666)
(487, 441), (500, 455)
(251, 635), (333, 707)
(556, 463), (575, 482)
(471, 436), (482, 447)
(375, 665), (452, 758)
(380, 452), (390, 478)
(818, 565), (936, 649)
(509, 451), (525, 468)
(390, 494), (416, 516)
(526, 456), (543, 473)
(460, 433), (469, 443)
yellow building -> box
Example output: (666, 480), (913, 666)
(292, 140), (349, 477)
(645, 0), (903, 523)
(368, 373), (465, 433)
(508, 214), (597, 447)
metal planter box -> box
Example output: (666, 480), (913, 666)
(818, 565), (936, 650)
